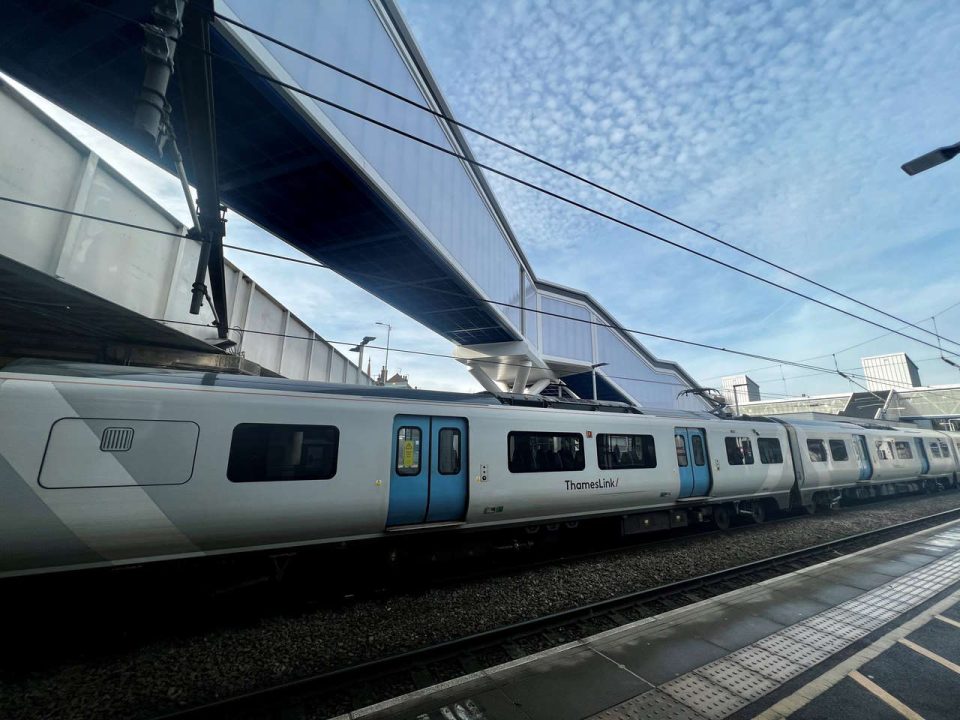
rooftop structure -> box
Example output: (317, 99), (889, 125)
(720, 374), (760, 411)
(861, 352), (922, 392)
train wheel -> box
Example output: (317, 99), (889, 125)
(713, 504), (731, 530)
(750, 502), (767, 524)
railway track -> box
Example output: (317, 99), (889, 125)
(391, 489), (953, 595)
(152, 506), (960, 720)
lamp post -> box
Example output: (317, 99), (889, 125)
(901, 141), (960, 176)
(375, 322), (392, 384)
(349, 335), (376, 382)
(590, 362), (609, 401)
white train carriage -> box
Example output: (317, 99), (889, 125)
(1, 360), (958, 578)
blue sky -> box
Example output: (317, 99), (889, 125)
(16, 0), (960, 397)
(395, 0), (960, 396)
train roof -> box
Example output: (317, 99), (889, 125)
(1, 360), (652, 414)
(9, 361), (935, 429)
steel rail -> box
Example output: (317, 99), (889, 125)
(152, 506), (960, 720)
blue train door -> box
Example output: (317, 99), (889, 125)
(855, 435), (873, 481)
(675, 427), (711, 498)
(387, 415), (468, 527)
(915, 438), (930, 474)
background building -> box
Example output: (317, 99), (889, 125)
(861, 352), (922, 392)
(720, 374), (760, 411)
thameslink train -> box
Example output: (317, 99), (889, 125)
(1, 359), (958, 578)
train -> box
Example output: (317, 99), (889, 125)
(1, 359), (958, 578)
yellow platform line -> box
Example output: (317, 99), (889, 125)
(898, 637), (960, 676)
(849, 671), (925, 720)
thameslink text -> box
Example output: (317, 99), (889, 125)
(564, 478), (619, 491)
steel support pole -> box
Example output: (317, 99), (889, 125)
(178, 0), (228, 338)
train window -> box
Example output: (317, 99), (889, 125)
(940, 441), (950, 456)
(598, 434), (657, 470)
(725, 437), (754, 465)
(895, 441), (913, 460)
(757, 438), (783, 464)
(508, 432), (584, 473)
(396, 427), (422, 476)
(829, 440), (848, 462)
(875, 440), (889, 460)
(930, 441), (942, 458)
(227, 424), (339, 482)
(675, 435), (689, 467)
(691, 435), (706, 466)
(807, 439), (827, 463)
(437, 428), (461, 475)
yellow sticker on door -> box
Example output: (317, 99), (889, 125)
(402, 440), (416, 468)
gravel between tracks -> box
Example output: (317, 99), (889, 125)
(5, 492), (960, 720)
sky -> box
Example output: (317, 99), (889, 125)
(12, 0), (960, 398)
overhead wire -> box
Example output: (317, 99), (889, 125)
(699, 299), (960, 383)
(56, 0), (960, 360)
(1, 193), (946, 400)
(205, 6), (960, 352)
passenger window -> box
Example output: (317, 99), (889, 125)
(939, 441), (950, 457)
(396, 427), (422, 476)
(829, 440), (848, 462)
(508, 432), (584, 473)
(438, 428), (461, 475)
(597, 433), (657, 470)
(807, 439), (827, 463)
(757, 438), (783, 464)
(875, 440), (887, 460)
(228, 424), (339, 482)
(894, 441), (913, 460)
(691, 435), (706, 466)
(725, 437), (754, 465)
(675, 435), (689, 467)
(930, 441), (942, 458)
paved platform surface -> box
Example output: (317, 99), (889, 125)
(336, 520), (960, 720)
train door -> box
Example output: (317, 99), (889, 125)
(915, 439), (930, 474)
(387, 415), (468, 526)
(675, 427), (711, 498)
(854, 435), (873, 481)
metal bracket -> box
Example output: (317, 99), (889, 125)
(133, 0), (187, 152)
(177, 0), (229, 338)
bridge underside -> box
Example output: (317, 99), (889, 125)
(1, 0), (707, 409)
(0, 0), (514, 347)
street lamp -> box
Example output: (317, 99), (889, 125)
(590, 362), (609, 401)
(349, 335), (376, 381)
(375, 322), (392, 384)
(901, 141), (960, 176)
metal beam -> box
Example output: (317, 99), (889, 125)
(177, 0), (229, 338)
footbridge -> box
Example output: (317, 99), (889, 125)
(0, 0), (706, 410)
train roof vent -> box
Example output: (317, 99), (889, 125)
(100, 427), (134, 452)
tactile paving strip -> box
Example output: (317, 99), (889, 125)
(796, 615), (871, 642)
(590, 689), (705, 720)
(588, 525), (960, 720)
(722, 645), (805, 683)
(755, 633), (833, 666)
(692, 658), (779, 701)
(661, 673), (748, 720)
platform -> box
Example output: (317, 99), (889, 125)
(339, 520), (960, 720)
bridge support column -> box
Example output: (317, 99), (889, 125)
(468, 365), (504, 394)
